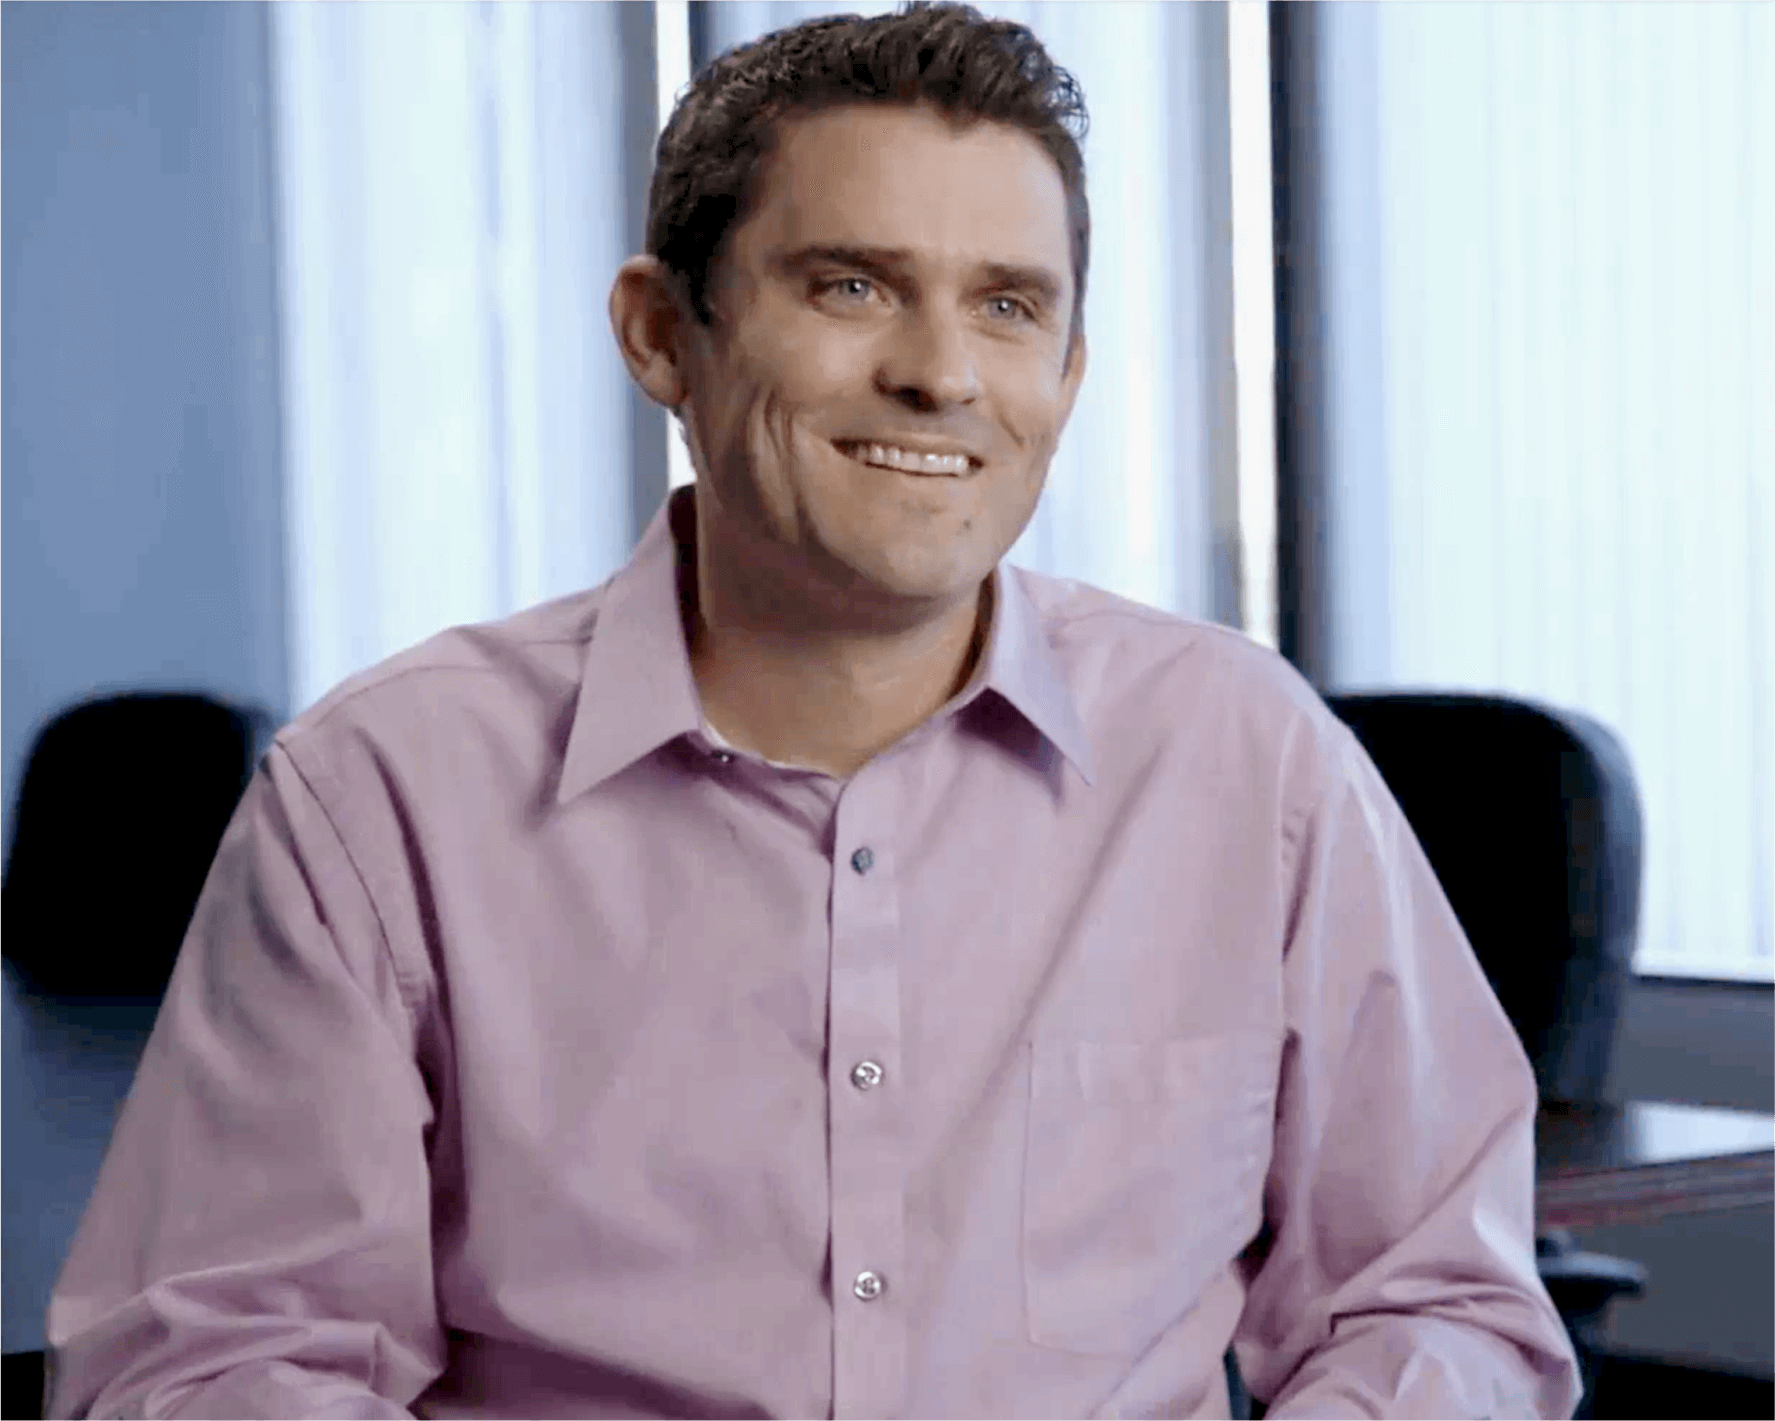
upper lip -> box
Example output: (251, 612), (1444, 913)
(833, 436), (983, 468)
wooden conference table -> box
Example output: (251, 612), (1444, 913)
(1536, 1098), (1775, 1232)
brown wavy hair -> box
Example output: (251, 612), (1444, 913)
(645, 1), (1091, 363)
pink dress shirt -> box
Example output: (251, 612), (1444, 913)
(46, 487), (1581, 1419)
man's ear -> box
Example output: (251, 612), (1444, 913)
(609, 256), (692, 412)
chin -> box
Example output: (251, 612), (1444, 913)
(843, 550), (990, 607)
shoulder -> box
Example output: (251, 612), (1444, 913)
(1010, 565), (1360, 803)
(1015, 567), (1343, 736)
(272, 582), (612, 776)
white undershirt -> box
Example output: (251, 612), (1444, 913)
(701, 717), (813, 773)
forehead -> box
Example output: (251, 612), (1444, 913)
(735, 103), (1072, 280)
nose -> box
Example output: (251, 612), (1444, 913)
(874, 308), (981, 412)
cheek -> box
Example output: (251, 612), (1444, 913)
(738, 304), (859, 390)
(739, 340), (871, 477)
(746, 395), (802, 494)
(699, 339), (790, 459)
(1000, 369), (1073, 463)
(728, 325), (853, 447)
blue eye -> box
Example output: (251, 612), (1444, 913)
(820, 276), (875, 302)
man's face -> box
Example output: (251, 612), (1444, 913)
(677, 101), (1087, 623)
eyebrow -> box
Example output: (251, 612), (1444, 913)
(775, 243), (1066, 315)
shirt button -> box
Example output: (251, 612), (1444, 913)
(852, 1269), (885, 1301)
(711, 750), (734, 765)
(850, 846), (875, 874)
(850, 1060), (884, 1091)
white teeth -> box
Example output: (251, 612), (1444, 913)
(846, 441), (972, 475)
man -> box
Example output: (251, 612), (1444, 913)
(46, 4), (1582, 1417)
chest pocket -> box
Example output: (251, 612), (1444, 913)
(1022, 1034), (1278, 1356)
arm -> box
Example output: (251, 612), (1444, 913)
(45, 744), (445, 1419)
(1232, 724), (1583, 1421)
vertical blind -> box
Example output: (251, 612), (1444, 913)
(1340, 2), (1774, 981)
(272, 0), (665, 715)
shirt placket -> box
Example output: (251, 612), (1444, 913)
(827, 780), (908, 1419)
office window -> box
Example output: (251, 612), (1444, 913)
(272, 0), (665, 715)
(1291, 3), (1773, 982)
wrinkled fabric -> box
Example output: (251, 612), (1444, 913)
(46, 487), (1580, 1420)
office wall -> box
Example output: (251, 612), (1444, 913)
(1, 0), (287, 1350)
(0, 0), (289, 844)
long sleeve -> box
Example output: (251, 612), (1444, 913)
(1232, 723), (1584, 1421)
(44, 744), (446, 1419)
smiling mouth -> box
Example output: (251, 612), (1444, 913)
(831, 440), (979, 477)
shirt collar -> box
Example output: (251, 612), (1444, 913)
(558, 485), (1097, 801)
(969, 561), (1098, 787)
(557, 488), (705, 803)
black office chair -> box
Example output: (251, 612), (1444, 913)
(2, 690), (274, 1420)
(3, 690), (273, 998)
(1324, 690), (1649, 1419)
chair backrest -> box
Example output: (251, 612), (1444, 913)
(1, 1349), (45, 1421)
(2, 691), (274, 999)
(1323, 691), (1643, 1104)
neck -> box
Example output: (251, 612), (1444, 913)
(686, 550), (992, 781)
